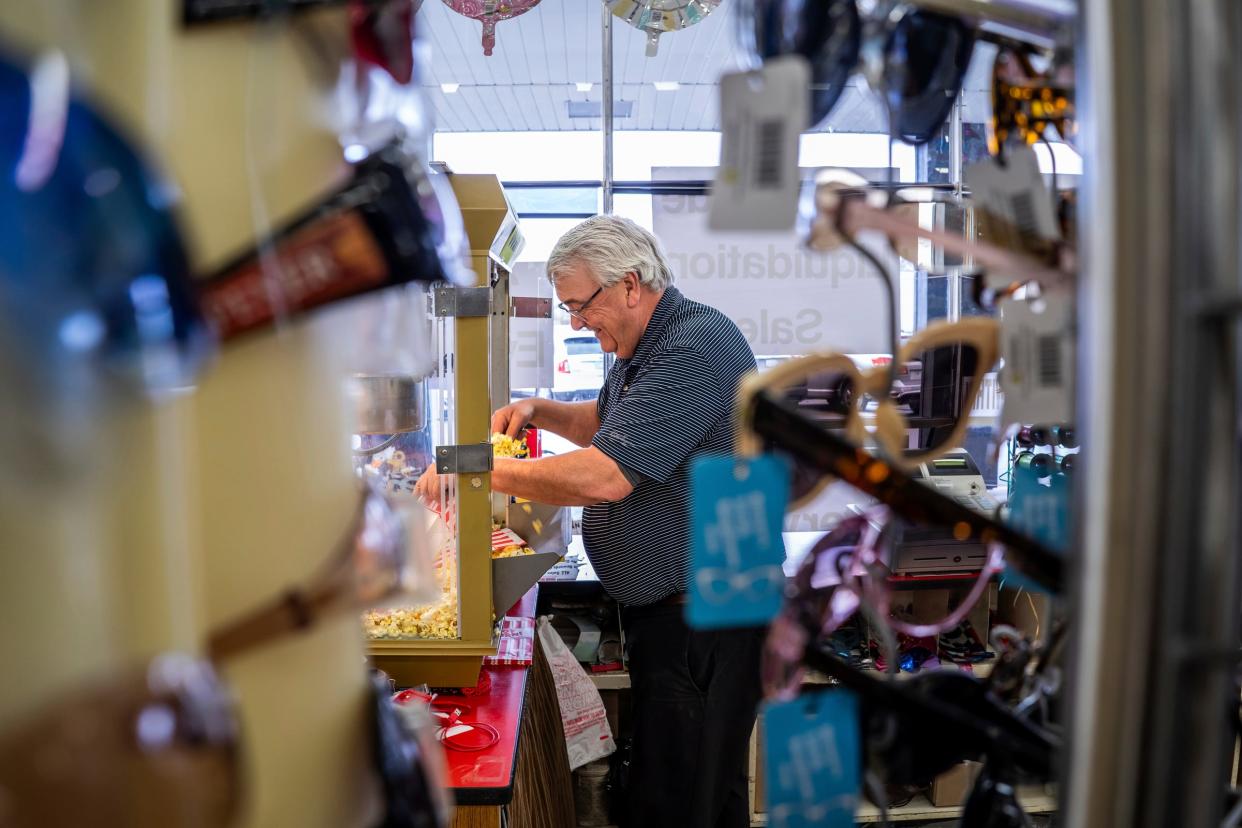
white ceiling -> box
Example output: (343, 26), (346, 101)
(416, 0), (995, 133)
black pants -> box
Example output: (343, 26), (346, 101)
(622, 602), (764, 828)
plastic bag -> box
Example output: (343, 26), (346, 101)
(537, 616), (616, 771)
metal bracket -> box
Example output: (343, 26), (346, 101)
(511, 296), (552, 318)
(435, 443), (494, 474)
(433, 286), (492, 318)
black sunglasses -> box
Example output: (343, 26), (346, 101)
(557, 285), (605, 321)
(746, 0), (976, 144)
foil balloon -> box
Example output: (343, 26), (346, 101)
(440, 0), (542, 57)
(606, 0), (721, 57)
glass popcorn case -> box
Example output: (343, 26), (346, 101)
(354, 174), (564, 687)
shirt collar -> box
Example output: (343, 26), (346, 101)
(623, 286), (683, 370)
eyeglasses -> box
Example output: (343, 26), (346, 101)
(736, 385), (1063, 594)
(807, 168), (1070, 292)
(695, 563), (786, 605)
(744, 0), (976, 143)
(556, 285), (605, 322)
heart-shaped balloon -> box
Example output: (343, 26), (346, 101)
(441, 0), (543, 56)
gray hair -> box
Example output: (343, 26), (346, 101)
(546, 215), (675, 291)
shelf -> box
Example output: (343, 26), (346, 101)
(588, 670), (631, 690)
(587, 663), (993, 690)
(751, 787), (1056, 825)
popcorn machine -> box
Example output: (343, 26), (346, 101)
(361, 173), (564, 687)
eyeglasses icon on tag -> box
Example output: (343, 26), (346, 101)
(704, 490), (772, 567)
(695, 563), (785, 605)
(689, 454), (791, 628)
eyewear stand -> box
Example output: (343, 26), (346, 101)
(1067, 0), (1242, 826)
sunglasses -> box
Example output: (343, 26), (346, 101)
(0, 51), (212, 398)
(207, 481), (409, 660)
(739, 317), (999, 497)
(0, 482), (446, 827)
(198, 141), (464, 342)
(746, 0), (976, 142)
(737, 387), (1063, 594)
(768, 604), (1058, 793)
(763, 509), (1005, 699)
(556, 285), (605, 322)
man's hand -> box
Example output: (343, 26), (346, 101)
(414, 463), (456, 528)
(491, 399), (538, 438)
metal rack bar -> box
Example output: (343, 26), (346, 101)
(601, 4), (614, 215)
(909, 0), (1074, 45)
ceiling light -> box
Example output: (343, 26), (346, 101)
(653, 81), (680, 92)
(440, 82), (460, 94)
(576, 82), (594, 92)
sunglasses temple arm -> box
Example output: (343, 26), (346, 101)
(206, 579), (341, 663)
(840, 198), (1068, 289)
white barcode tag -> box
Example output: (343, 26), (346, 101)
(964, 145), (1060, 289)
(710, 56), (808, 232)
(999, 291), (1075, 429)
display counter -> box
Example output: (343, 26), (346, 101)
(433, 586), (575, 828)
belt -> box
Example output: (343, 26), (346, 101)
(623, 592), (687, 619)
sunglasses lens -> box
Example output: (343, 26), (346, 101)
(904, 343), (980, 453)
(802, 1), (861, 128)
(749, 0), (860, 128)
(884, 12), (976, 144)
(1, 55), (213, 397)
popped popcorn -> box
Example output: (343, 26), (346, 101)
(489, 432), (529, 459)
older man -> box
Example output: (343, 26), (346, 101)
(417, 215), (760, 827)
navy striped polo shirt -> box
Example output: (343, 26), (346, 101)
(582, 286), (757, 607)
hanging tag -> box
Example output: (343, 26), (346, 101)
(1008, 465), (1072, 554)
(762, 691), (860, 828)
(999, 292), (1075, 429)
(964, 145), (1059, 288)
(687, 454), (790, 629)
(710, 56), (809, 232)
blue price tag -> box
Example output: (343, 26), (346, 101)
(687, 454), (790, 629)
(762, 691), (861, 828)
(1008, 465), (1071, 553)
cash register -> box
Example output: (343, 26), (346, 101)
(891, 449), (998, 575)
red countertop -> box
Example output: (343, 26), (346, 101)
(441, 586), (538, 805)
